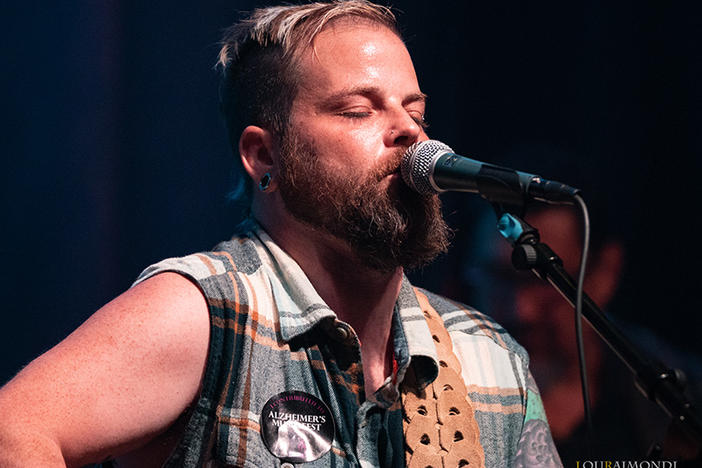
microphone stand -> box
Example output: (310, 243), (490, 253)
(495, 210), (702, 461)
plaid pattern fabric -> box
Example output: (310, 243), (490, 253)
(133, 227), (561, 467)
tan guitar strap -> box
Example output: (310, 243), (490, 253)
(401, 292), (486, 468)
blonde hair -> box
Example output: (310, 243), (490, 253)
(218, 1), (397, 69)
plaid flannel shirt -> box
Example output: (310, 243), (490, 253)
(133, 227), (561, 467)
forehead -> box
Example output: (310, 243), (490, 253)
(294, 19), (418, 94)
(527, 208), (581, 271)
(309, 17), (404, 55)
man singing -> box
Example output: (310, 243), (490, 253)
(0, 2), (561, 466)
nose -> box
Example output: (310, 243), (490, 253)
(384, 107), (423, 148)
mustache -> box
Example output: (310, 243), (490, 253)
(372, 147), (406, 182)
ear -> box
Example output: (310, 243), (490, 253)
(239, 125), (277, 190)
(586, 241), (624, 307)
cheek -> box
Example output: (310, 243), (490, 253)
(348, 126), (386, 158)
(516, 287), (572, 328)
(315, 126), (388, 172)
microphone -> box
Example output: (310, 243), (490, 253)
(400, 140), (580, 206)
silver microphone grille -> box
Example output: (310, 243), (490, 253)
(400, 140), (454, 195)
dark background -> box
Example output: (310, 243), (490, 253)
(2, 0), (700, 458)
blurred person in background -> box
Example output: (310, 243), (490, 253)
(450, 147), (702, 465)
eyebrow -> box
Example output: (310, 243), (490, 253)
(319, 86), (428, 108)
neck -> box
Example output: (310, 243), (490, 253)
(255, 204), (402, 396)
(259, 208), (403, 327)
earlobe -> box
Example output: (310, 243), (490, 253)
(239, 125), (277, 190)
(587, 241), (624, 306)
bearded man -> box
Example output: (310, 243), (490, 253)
(0, 2), (561, 467)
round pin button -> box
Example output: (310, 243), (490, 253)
(260, 391), (335, 463)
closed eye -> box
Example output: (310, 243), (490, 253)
(338, 111), (372, 119)
(411, 113), (429, 129)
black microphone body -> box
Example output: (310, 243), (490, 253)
(401, 140), (580, 207)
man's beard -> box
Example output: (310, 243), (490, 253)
(276, 131), (450, 272)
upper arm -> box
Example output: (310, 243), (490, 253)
(513, 372), (563, 467)
(0, 272), (210, 466)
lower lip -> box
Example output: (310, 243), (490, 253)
(385, 173), (403, 192)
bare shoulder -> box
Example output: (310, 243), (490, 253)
(0, 272), (210, 466)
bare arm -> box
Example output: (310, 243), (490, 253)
(0, 272), (210, 467)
